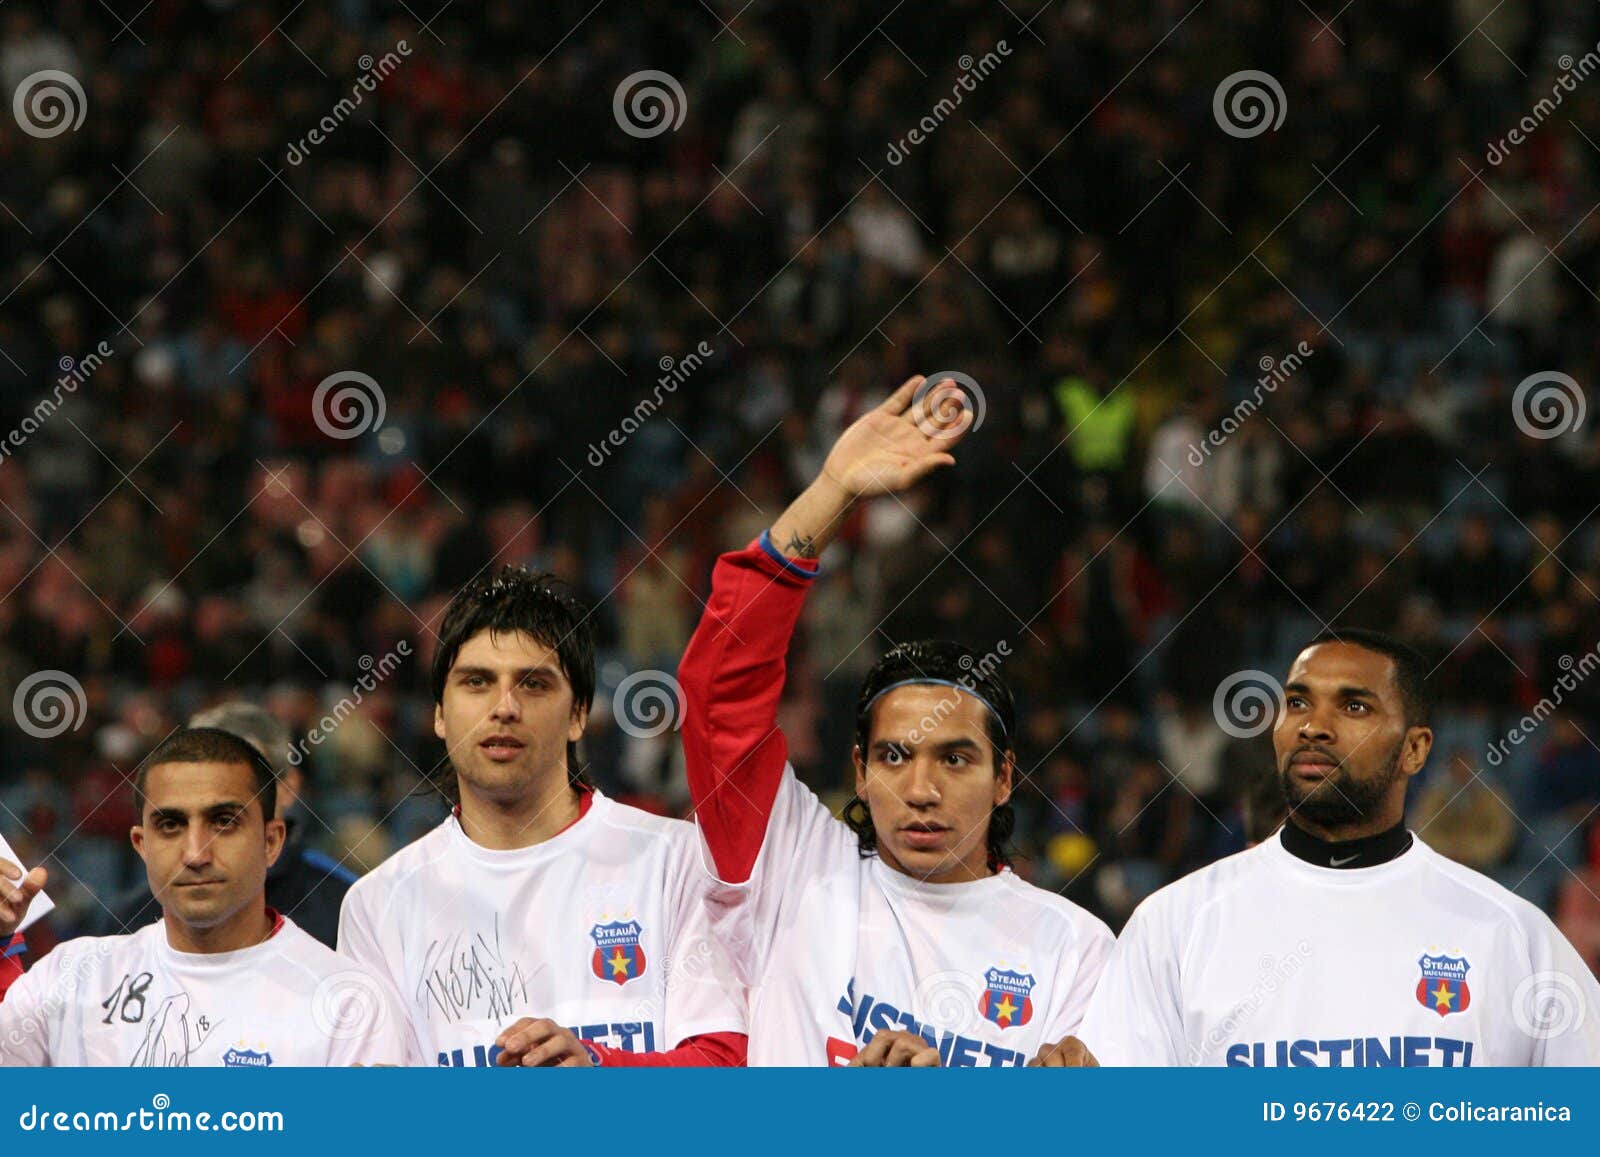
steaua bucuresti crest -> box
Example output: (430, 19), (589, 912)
(1416, 953), (1471, 1017)
(978, 967), (1035, 1029)
(590, 919), (647, 986)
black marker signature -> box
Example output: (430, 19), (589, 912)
(128, 992), (222, 1067)
(418, 914), (532, 1023)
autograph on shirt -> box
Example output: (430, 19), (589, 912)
(419, 914), (533, 1023)
(128, 992), (222, 1067)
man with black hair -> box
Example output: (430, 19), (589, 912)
(680, 376), (1112, 1067)
(0, 728), (411, 1065)
(96, 701), (356, 947)
(337, 567), (745, 1067)
(1080, 629), (1600, 1066)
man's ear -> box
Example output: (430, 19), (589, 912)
(263, 816), (287, 868)
(994, 749), (1015, 807)
(130, 825), (146, 863)
(434, 701), (446, 742)
(1400, 726), (1433, 778)
(853, 746), (868, 797)
(568, 701), (588, 743)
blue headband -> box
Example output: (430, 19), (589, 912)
(862, 677), (1012, 746)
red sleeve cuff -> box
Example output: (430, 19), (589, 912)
(583, 1031), (747, 1068)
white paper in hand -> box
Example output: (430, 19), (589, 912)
(0, 831), (54, 933)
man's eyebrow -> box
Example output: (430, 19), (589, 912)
(453, 663), (559, 678)
(1284, 681), (1379, 698)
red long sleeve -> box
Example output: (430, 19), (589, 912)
(679, 536), (818, 883)
(584, 1030), (746, 1067)
(0, 934), (26, 1000)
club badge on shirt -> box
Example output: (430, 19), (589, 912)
(590, 919), (647, 986)
(979, 967), (1035, 1029)
(1416, 953), (1472, 1017)
(221, 1044), (274, 1067)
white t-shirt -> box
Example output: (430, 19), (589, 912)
(338, 790), (744, 1067)
(705, 768), (1114, 1066)
(0, 914), (413, 1066)
(1080, 832), (1600, 1066)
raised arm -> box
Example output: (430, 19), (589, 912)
(681, 375), (970, 883)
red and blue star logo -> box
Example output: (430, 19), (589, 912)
(979, 967), (1035, 1029)
(1416, 953), (1471, 1017)
(590, 919), (647, 986)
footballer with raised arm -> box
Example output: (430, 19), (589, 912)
(680, 375), (1111, 1067)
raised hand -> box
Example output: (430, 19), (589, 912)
(820, 375), (971, 499)
(770, 375), (973, 560)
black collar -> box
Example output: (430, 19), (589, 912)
(1279, 816), (1413, 869)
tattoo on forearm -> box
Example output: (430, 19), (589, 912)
(785, 531), (819, 559)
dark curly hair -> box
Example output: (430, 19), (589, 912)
(844, 639), (1017, 873)
(429, 564), (595, 801)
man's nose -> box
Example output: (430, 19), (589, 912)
(490, 682), (523, 721)
(181, 826), (213, 867)
(903, 759), (942, 806)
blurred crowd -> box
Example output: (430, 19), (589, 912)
(0, 0), (1596, 969)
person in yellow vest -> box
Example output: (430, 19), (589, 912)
(1054, 370), (1138, 476)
